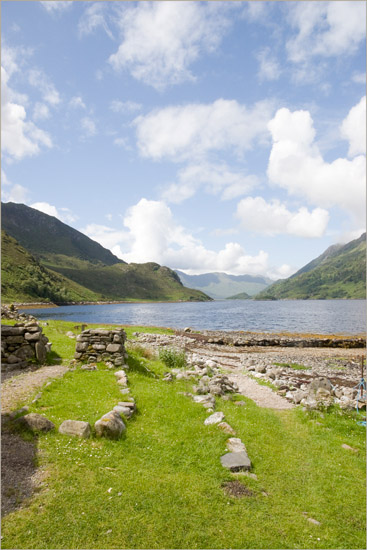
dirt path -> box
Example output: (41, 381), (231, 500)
(227, 373), (294, 409)
(1, 365), (69, 414)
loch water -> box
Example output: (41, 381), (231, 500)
(20, 299), (366, 335)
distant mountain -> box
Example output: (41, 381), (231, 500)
(226, 292), (251, 300)
(1, 203), (211, 304)
(175, 270), (272, 299)
(255, 233), (366, 300)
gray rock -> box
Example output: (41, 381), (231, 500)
(7, 355), (22, 364)
(66, 331), (76, 339)
(35, 341), (47, 363)
(192, 394), (215, 408)
(106, 343), (123, 353)
(24, 332), (42, 342)
(16, 413), (55, 433)
(113, 406), (133, 419)
(226, 437), (246, 453)
(204, 411), (224, 425)
(309, 377), (333, 394)
(220, 451), (251, 472)
(94, 411), (126, 439)
(59, 420), (91, 438)
(114, 370), (127, 379)
(255, 364), (267, 373)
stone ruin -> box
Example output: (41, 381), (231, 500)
(1, 321), (50, 372)
(74, 328), (128, 366)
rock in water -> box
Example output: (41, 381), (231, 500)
(94, 411), (126, 439)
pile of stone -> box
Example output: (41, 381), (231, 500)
(194, 374), (239, 396)
(74, 328), (127, 366)
(1, 321), (50, 372)
(1, 304), (35, 322)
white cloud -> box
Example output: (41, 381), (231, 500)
(33, 102), (50, 121)
(257, 48), (281, 81)
(2, 183), (30, 204)
(352, 72), (366, 84)
(78, 2), (113, 39)
(162, 163), (258, 203)
(340, 96), (366, 157)
(286, 1), (366, 62)
(1, 66), (53, 161)
(242, 1), (267, 22)
(80, 117), (97, 137)
(110, 100), (142, 114)
(236, 196), (329, 238)
(113, 137), (131, 150)
(135, 99), (273, 161)
(30, 202), (77, 224)
(28, 69), (61, 106)
(109, 1), (232, 90)
(40, 1), (73, 14)
(80, 223), (128, 251)
(69, 96), (86, 109)
(267, 106), (366, 226)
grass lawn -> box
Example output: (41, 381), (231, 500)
(1, 320), (366, 549)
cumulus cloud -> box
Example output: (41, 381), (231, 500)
(69, 96), (86, 109)
(110, 100), (142, 114)
(2, 182), (30, 204)
(33, 102), (50, 121)
(80, 116), (97, 137)
(267, 106), (366, 226)
(340, 96), (366, 157)
(257, 48), (281, 81)
(83, 198), (286, 278)
(236, 196), (329, 237)
(40, 1), (73, 14)
(135, 99), (273, 161)
(286, 1), (366, 62)
(30, 202), (77, 224)
(108, 1), (233, 90)
(28, 69), (61, 106)
(1, 66), (52, 161)
(78, 2), (113, 39)
(162, 163), (259, 203)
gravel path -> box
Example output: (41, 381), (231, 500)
(227, 373), (294, 409)
(1, 365), (69, 413)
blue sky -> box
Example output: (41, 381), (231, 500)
(2, 1), (366, 279)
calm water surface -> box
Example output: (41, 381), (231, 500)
(21, 300), (366, 335)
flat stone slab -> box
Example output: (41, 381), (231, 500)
(220, 451), (251, 472)
(59, 420), (91, 438)
(204, 411), (224, 425)
(218, 422), (236, 435)
(226, 437), (246, 453)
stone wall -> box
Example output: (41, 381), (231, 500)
(1, 321), (50, 371)
(74, 329), (127, 366)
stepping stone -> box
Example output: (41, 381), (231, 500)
(226, 437), (247, 453)
(204, 411), (224, 425)
(59, 420), (91, 438)
(220, 451), (251, 472)
(218, 422), (236, 435)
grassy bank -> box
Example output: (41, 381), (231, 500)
(1, 320), (366, 549)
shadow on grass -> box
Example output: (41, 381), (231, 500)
(126, 355), (158, 379)
(46, 350), (63, 365)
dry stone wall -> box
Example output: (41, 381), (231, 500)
(74, 328), (127, 365)
(1, 321), (50, 372)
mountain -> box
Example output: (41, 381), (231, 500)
(226, 292), (251, 300)
(175, 270), (272, 299)
(255, 233), (366, 300)
(1, 231), (101, 303)
(1, 203), (210, 304)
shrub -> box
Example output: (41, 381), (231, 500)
(159, 347), (186, 369)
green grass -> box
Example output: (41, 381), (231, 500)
(1, 321), (366, 549)
(159, 347), (187, 369)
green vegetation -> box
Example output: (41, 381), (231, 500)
(226, 291), (251, 300)
(1, 320), (365, 549)
(274, 362), (310, 371)
(1, 231), (101, 304)
(255, 233), (366, 300)
(1, 203), (210, 304)
(159, 347), (187, 369)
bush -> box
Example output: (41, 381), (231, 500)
(159, 347), (186, 369)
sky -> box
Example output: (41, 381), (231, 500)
(1, 0), (366, 279)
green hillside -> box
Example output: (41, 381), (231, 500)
(1, 231), (101, 303)
(175, 270), (271, 299)
(1, 203), (210, 304)
(226, 291), (251, 300)
(256, 233), (366, 300)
